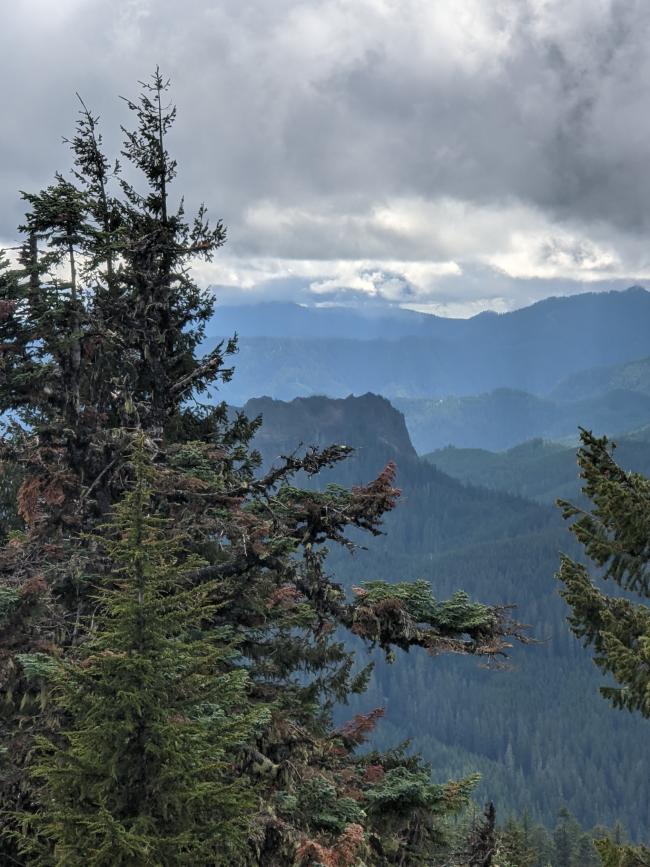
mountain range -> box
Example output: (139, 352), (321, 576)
(394, 386), (650, 452)
(205, 286), (650, 837)
(208, 287), (650, 403)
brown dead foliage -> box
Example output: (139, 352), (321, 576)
(338, 708), (385, 746)
(18, 575), (47, 599)
(267, 585), (302, 610)
(17, 476), (44, 523)
(362, 764), (385, 784)
(296, 823), (366, 866)
(0, 299), (16, 321)
(17, 471), (76, 523)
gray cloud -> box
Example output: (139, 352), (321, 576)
(3, 0), (650, 313)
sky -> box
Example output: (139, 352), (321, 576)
(3, 0), (650, 316)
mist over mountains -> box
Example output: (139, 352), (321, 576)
(549, 355), (650, 402)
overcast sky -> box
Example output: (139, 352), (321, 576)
(3, 0), (650, 316)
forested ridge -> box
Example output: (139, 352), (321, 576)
(245, 394), (650, 839)
(424, 428), (650, 504)
(1, 74), (649, 867)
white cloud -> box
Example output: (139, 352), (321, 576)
(233, 194), (650, 285)
(194, 255), (460, 296)
(402, 297), (512, 317)
(4, 0), (650, 315)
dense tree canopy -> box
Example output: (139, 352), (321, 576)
(1, 71), (528, 865)
(16, 440), (262, 865)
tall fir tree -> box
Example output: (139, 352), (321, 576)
(557, 429), (650, 716)
(1, 72), (526, 864)
(16, 438), (262, 865)
(557, 429), (650, 865)
(496, 815), (537, 867)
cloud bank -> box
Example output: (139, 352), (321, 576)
(3, 0), (650, 314)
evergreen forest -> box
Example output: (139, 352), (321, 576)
(1, 74), (650, 867)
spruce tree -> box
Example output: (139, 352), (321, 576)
(1, 72), (527, 864)
(557, 431), (650, 866)
(17, 439), (262, 865)
(552, 809), (577, 867)
(557, 429), (650, 716)
(572, 834), (601, 867)
(496, 816), (537, 867)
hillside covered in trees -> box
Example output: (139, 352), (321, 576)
(424, 427), (650, 504)
(242, 394), (650, 840)
(1, 73), (650, 867)
(0, 74), (573, 867)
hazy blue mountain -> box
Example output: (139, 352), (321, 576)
(424, 426), (650, 504)
(246, 392), (650, 837)
(207, 300), (439, 340)
(393, 388), (650, 453)
(209, 335), (451, 402)
(550, 355), (650, 402)
(208, 287), (650, 402)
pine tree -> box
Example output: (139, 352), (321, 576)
(552, 808), (577, 867)
(557, 429), (650, 716)
(1, 72), (527, 864)
(466, 802), (497, 866)
(496, 816), (537, 867)
(557, 430), (650, 865)
(16, 439), (262, 865)
(572, 834), (600, 867)
(595, 839), (650, 867)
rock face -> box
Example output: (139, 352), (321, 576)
(244, 392), (417, 469)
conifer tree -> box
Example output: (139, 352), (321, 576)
(496, 816), (537, 867)
(573, 834), (602, 867)
(557, 429), (650, 717)
(552, 808), (577, 867)
(595, 839), (650, 867)
(1, 72), (527, 864)
(17, 439), (262, 865)
(557, 431), (650, 866)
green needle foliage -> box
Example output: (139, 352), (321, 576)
(18, 440), (263, 866)
(1, 71), (528, 864)
(557, 429), (650, 717)
(557, 430), (650, 867)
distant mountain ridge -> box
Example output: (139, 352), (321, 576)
(550, 355), (650, 402)
(424, 427), (650, 504)
(211, 286), (650, 342)
(394, 387), (650, 453)
(209, 300), (436, 340)
(209, 286), (650, 403)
